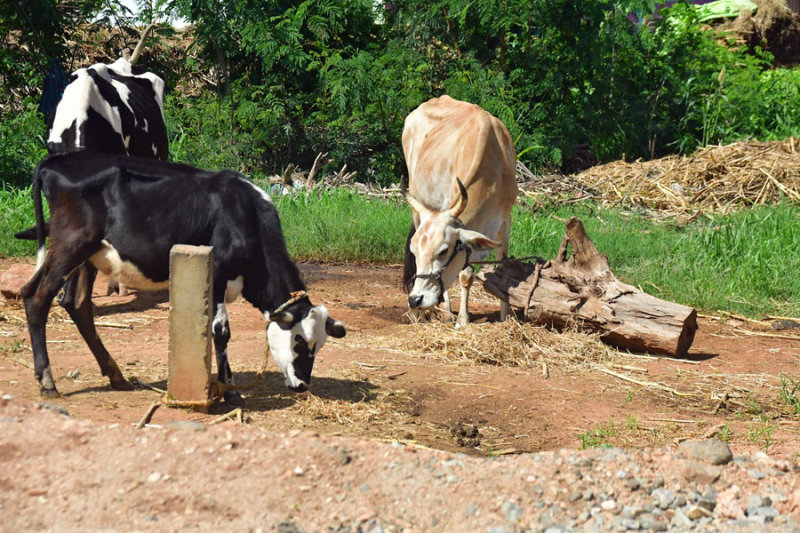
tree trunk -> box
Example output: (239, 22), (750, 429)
(478, 218), (698, 357)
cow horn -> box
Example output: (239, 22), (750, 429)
(405, 193), (427, 216)
(447, 177), (468, 218)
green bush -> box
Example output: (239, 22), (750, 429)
(0, 100), (48, 188)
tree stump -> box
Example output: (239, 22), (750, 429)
(478, 217), (698, 357)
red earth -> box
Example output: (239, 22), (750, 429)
(2, 259), (800, 531)
(1, 259), (798, 460)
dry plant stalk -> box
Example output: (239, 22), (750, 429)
(575, 139), (800, 214)
(391, 319), (618, 375)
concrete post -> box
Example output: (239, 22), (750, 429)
(168, 244), (214, 412)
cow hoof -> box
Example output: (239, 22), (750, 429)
(223, 390), (245, 407)
(40, 387), (61, 399)
(110, 377), (135, 391)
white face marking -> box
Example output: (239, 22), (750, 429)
(241, 177), (273, 204)
(265, 305), (330, 389)
(143, 118), (149, 133)
(152, 143), (158, 156)
(225, 276), (244, 303)
(213, 302), (229, 338)
(89, 240), (168, 291)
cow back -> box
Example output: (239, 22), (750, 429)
(46, 58), (168, 161)
(402, 95), (517, 230)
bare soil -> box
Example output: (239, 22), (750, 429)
(1, 260), (799, 531)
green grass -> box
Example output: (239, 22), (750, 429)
(273, 188), (410, 264)
(0, 186), (45, 257)
(509, 200), (800, 317)
(2, 185), (799, 317)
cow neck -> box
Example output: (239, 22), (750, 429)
(258, 254), (307, 315)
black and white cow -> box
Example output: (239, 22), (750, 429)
(21, 152), (345, 404)
(46, 57), (168, 160)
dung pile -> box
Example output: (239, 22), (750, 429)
(574, 138), (800, 214)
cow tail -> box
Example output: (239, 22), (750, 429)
(401, 222), (416, 294)
(32, 164), (47, 269)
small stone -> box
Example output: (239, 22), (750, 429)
(747, 494), (764, 511)
(147, 472), (161, 483)
(501, 501), (523, 523)
(747, 506), (779, 522)
(66, 369), (80, 380)
(292, 466), (304, 476)
(697, 498), (715, 511)
(678, 439), (733, 465)
(670, 509), (692, 528)
(747, 469), (767, 480)
(569, 491), (582, 502)
(466, 503), (478, 516)
(680, 461), (721, 485)
(601, 500), (617, 511)
(621, 517), (640, 530)
(652, 489), (675, 509)
(686, 506), (711, 520)
(583, 490), (594, 501)
(625, 477), (641, 491)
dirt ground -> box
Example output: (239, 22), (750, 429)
(1, 259), (800, 530)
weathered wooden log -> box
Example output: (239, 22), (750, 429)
(478, 217), (698, 357)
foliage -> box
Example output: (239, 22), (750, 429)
(0, 185), (47, 257)
(0, 100), (48, 188)
(4, 1), (800, 179)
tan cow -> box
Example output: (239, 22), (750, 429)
(401, 95), (518, 325)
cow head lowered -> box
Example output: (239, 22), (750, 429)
(266, 295), (346, 392)
(404, 178), (501, 312)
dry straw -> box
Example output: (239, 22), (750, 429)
(392, 318), (618, 375)
(573, 139), (800, 215)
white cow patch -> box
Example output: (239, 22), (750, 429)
(240, 177), (273, 204)
(89, 240), (168, 291)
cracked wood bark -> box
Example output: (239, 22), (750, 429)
(478, 217), (698, 357)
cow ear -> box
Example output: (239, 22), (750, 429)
(270, 311), (295, 326)
(460, 229), (500, 251)
(325, 317), (346, 338)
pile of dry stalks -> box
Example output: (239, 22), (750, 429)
(393, 319), (619, 376)
(574, 138), (800, 215)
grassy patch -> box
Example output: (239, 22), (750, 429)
(510, 200), (800, 317)
(273, 189), (410, 264)
(2, 185), (799, 317)
(0, 186), (45, 257)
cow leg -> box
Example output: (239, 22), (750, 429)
(60, 265), (133, 391)
(211, 295), (244, 406)
(456, 266), (474, 327)
(497, 224), (511, 322)
(21, 266), (60, 397)
(439, 290), (456, 323)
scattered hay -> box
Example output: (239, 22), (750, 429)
(575, 138), (800, 214)
(391, 318), (619, 375)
